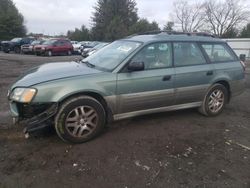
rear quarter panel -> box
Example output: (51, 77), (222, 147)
(212, 61), (245, 96)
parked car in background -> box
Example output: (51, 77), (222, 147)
(34, 38), (73, 56)
(0, 41), (2, 51)
(79, 41), (100, 57)
(71, 41), (78, 45)
(2, 37), (35, 53)
(21, 39), (45, 54)
(7, 31), (245, 143)
(86, 42), (109, 57)
(71, 41), (82, 54)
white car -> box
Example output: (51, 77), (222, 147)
(71, 41), (82, 54)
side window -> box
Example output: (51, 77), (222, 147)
(201, 43), (236, 62)
(55, 41), (64, 46)
(174, 42), (206, 67)
(131, 42), (172, 70)
(21, 38), (28, 44)
(59, 41), (65, 46)
(53, 41), (60, 46)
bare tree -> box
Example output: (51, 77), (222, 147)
(172, 0), (205, 32)
(204, 0), (249, 36)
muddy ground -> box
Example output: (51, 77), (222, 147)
(0, 52), (249, 188)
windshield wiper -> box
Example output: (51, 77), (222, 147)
(82, 61), (95, 68)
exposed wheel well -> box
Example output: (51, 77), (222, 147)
(59, 92), (113, 122)
(215, 80), (231, 102)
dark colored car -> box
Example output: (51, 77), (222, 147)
(85, 42), (109, 57)
(34, 39), (73, 56)
(80, 41), (100, 57)
(2, 37), (35, 53)
(21, 40), (45, 54)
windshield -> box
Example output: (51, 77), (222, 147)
(31, 40), (42, 45)
(83, 40), (141, 71)
(43, 39), (57, 45)
(11, 38), (22, 42)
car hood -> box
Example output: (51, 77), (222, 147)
(2, 41), (14, 45)
(11, 61), (102, 88)
(73, 44), (81, 48)
(22, 44), (31, 47)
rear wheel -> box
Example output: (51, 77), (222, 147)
(14, 46), (21, 53)
(199, 84), (228, 116)
(67, 50), (72, 56)
(55, 96), (106, 143)
(46, 50), (52, 57)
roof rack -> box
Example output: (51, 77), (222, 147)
(128, 30), (218, 38)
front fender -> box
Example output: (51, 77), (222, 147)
(32, 74), (117, 103)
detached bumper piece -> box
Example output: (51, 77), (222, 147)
(21, 103), (58, 134)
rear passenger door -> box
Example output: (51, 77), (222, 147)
(174, 42), (214, 104)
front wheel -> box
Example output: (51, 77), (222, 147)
(55, 96), (106, 143)
(14, 46), (21, 53)
(199, 84), (228, 116)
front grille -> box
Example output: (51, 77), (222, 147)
(16, 103), (54, 119)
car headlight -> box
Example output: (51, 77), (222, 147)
(10, 88), (37, 103)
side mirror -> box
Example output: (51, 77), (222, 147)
(239, 54), (246, 62)
(127, 61), (144, 72)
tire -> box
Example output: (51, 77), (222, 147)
(199, 84), (228, 116)
(14, 46), (21, 54)
(55, 96), (106, 143)
(46, 50), (52, 57)
(67, 50), (72, 56)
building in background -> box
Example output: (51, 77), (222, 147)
(224, 38), (250, 60)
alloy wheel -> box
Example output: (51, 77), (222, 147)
(65, 106), (98, 138)
(208, 89), (224, 113)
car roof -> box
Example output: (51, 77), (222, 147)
(125, 33), (224, 44)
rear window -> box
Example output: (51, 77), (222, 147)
(201, 43), (237, 62)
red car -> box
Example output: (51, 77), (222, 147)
(34, 39), (73, 56)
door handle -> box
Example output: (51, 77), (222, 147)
(206, 71), (213, 76)
(162, 75), (171, 81)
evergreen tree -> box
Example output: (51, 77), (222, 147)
(67, 25), (90, 41)
(91, 0), (138, 41)
(129, 19), (160, 34)
(163, 22), (174, 31)
(0, 0), (26, 40)
(240, 23), (250, 38)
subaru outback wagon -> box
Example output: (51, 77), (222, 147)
(8, 32), (245, 143)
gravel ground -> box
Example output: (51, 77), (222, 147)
(0, 52), (249, 188)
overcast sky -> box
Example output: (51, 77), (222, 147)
(12, 0), (175, 35)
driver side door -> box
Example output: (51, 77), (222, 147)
(116, 42), (175, 115)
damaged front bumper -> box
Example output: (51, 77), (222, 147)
(9, 101), (58, 134)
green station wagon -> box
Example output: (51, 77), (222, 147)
(8, 32), (246, 143)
